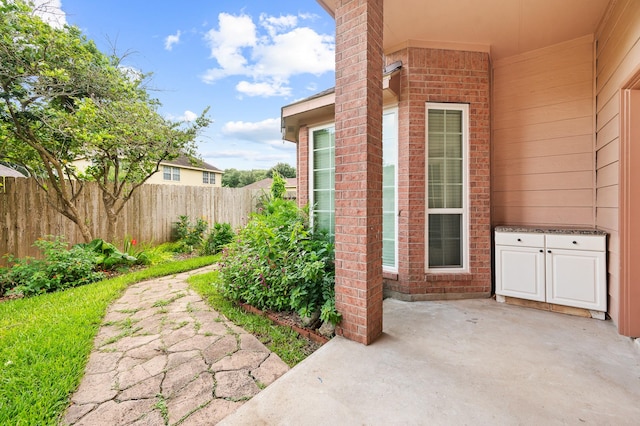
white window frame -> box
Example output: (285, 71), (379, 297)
(163, 165), (172, 181)
(308, 109), (399, 271)
(202, 171), (216, 185)
(425, 102), (470, 273)
(164, 166), (180, 181)
(382, 107), (399, 272)
(308, 122), (335, 236)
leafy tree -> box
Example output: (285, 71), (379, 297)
(266, 162), (296, 179)
(221, 168), (241, 187)
(240, 169), (267, 187)
(0, 1), (210, 242)
(221, 168), (267, 187)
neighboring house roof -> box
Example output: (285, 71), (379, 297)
(0, 164), (27, 178)
(162, 155), (223, 173)
(243, 177), (297, 190)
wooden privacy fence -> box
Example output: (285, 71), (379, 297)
(0, 177), (289, 264)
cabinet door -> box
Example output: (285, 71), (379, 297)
(496, 245), (546, 302)
(545, 249), (607, 311)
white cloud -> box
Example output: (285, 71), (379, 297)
(31, 0), (66, 29)
(206, 149), (290, 160)
(203, 150), (294, 167)
(201, 12), (334, 97)
(252, 27), (334, 79)
(118, 65), (143, 82)
(298, 13), (319, 21)
(203, 13), (256, 80)
(180, 110), (198, 122)
(164, 110), (199, 122)
(222, 118), (281, 142)
(164, 30), (181, 51)
(236, 81), (291, 98)
(259, 14), (298, 37)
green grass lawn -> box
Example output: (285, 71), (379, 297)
(0, 256), (216, 426)
(188, 271), (319, 367)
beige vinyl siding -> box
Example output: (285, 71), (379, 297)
(146, 168), (222, 187)
(594, 0), (640, 326)
(492, 35), (595, 227)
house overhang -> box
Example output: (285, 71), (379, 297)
(281, 89), (335, 143)
(281, 63), (401, 143)
(316, 0), (609, 60)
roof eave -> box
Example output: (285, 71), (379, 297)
(316, 0), (335, 18)
(281, 90), (336, 143)
(281, 65), (402, 143)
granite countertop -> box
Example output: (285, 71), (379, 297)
(494, 226), (607, 236)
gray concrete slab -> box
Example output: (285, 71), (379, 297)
(221, 298), (640, 426)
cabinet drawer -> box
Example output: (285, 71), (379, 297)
(545, 234), (605, 251)
(495, 232), (544, 247)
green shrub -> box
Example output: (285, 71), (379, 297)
(122, 236), (151, 265)
(0, 267), (7, 296)
(270, 171), (287, 199)
(218, 197), (341, 325)
(174, 215), (208, 252)
(0, 236), (104, 297)
(201, 222), (235, 255)
(135, 242), (176, 265)
(75, 238), (138, 270)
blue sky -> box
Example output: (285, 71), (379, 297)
(33, 0), (336, 171)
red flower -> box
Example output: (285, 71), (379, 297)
(131, 239), (137, 246)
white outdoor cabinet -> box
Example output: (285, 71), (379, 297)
(495, 228), (607, 316)
(495, 232), (546, 302)
(544, 234), (607, 312)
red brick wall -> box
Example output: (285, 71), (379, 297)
(297, 126), (309, 209)
(333, 0), (384, 344)
(385, 47), (492, 299)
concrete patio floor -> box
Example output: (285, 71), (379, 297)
(220, 298), (640, 425)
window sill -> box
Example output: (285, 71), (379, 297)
(383, 271), (399, 281)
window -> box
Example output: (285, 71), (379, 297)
(382, 109), (398, 269)
(426, 103), (469, 270)
(203, 171), (216, 184)
(310, 125), (335, 236)
(163, 166), (180, 181)
(308, 108), (398, 270)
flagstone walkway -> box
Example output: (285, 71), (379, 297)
(62, 266), (289, 426)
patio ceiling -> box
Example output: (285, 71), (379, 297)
(317, 0), (610, 60)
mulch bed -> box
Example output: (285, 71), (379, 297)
(238, 303), (330, 345)
(0, 293), (22, 303)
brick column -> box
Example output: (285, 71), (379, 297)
(297, 126), (309, 209)
(334, 0), (384, 345)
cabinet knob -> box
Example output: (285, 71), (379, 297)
(547, 250), (552, 253)
(572, 241), (577, 245)
(539, 249), (543, 253)
(517, 238), (522, 242)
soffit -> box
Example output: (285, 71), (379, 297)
(317, 0), (610, 60)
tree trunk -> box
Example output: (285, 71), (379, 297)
(56, 205), (94, 242)
(104, 204), (119, 244)
(39, 179), (95, 243)
(77, 221), (94, 243)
